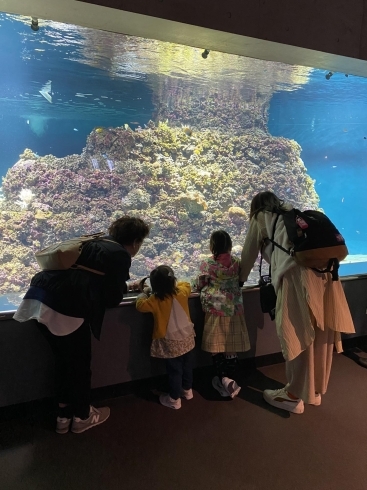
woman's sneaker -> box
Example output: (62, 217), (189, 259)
(308, 393), (322, 406)
(263, 387), (304, 414)
(221, 377), (241, 398)
(56, 417), (72, 434)
(159, 394), (181, 409)
(181, 389), (194, 400)
(71, 406), (110, 434)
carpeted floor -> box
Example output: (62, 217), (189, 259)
(1, 353), (367, 490)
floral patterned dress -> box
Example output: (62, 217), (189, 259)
(196, 254), (250, 353)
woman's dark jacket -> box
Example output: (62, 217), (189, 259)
(24, 237), (131, 339)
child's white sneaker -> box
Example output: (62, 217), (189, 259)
(221, 377), (241, 398)
(181, 389), (193, 400)
(212, 376), (230, 397)
(159, 394), (181, 409)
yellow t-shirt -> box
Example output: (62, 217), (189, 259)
(135, 282), (192, 339)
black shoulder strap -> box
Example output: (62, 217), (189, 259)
(268, 212), (292, 256)
(259, 214), (280, 279)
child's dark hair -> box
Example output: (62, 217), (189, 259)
(210, 230), (232, 259)
(150, 265), (178, 300)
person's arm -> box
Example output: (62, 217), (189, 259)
(195, 261), (211, 291)
(104, 248), (131, 306)
(177, 281), (192, 296)
(240, 218), (263, 282)
(135, 293), (155, 313)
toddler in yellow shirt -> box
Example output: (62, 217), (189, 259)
(136, 265), (195, 409)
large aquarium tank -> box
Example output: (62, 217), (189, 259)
(0, 13), (367, 311)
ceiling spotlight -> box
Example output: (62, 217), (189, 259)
(31, 17), (39, 32)
(202, 49), (210, 59)
(325, 71), (333, 80)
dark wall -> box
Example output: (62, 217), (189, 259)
(0, 291), (278, 407)
(1, 279), (367, 408)
(79, 0), (367, 61)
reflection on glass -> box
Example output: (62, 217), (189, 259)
(0, 13), (366, 311)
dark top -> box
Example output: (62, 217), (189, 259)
(24, 236), (131, 339)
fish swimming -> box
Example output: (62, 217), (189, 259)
(182, 125), (193, 136)
(39, 80), (52, 103)
(106, 159), (114, 171)
(102, 154), (114, 171)
(91, 158), (99, 170)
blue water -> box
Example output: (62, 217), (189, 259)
(1, 13), (367, 312)
(0, 14), (154, 171)
(269, 70), (367, 264)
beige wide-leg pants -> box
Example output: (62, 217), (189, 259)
(285, 326), (336, 404)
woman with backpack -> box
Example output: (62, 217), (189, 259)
(14, 216), (150, 433)
(240, 191), (355, 414)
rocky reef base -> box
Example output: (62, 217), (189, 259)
(0, 121), (318, 298)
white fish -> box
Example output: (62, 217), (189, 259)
(26, 119), (29, 124)
(332, 165), (337, 168)
(356, 230), (360, 234)
(342, 197), (344, 202)
(73, 128), (78, 131)
(39, 80), (52, 103)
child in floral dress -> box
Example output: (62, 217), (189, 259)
(196, 230), (250, 398)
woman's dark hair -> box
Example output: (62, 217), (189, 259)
(150, 265), (178, 300)
(250, 191), (288, 220)
(210, 230), (232, 259)
(108, 216), (150, 245)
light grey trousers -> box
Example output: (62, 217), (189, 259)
(285, 326), (335, 404)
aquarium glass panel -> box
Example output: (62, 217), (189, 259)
(1, 13), (367, 311)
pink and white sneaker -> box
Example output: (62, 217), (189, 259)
(221, 377), (241, 398)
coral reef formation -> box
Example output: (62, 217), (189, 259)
(0, 17), (321, 306)
(0, 120), (318, 299)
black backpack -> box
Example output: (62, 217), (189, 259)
(269, 209), (348, 281)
